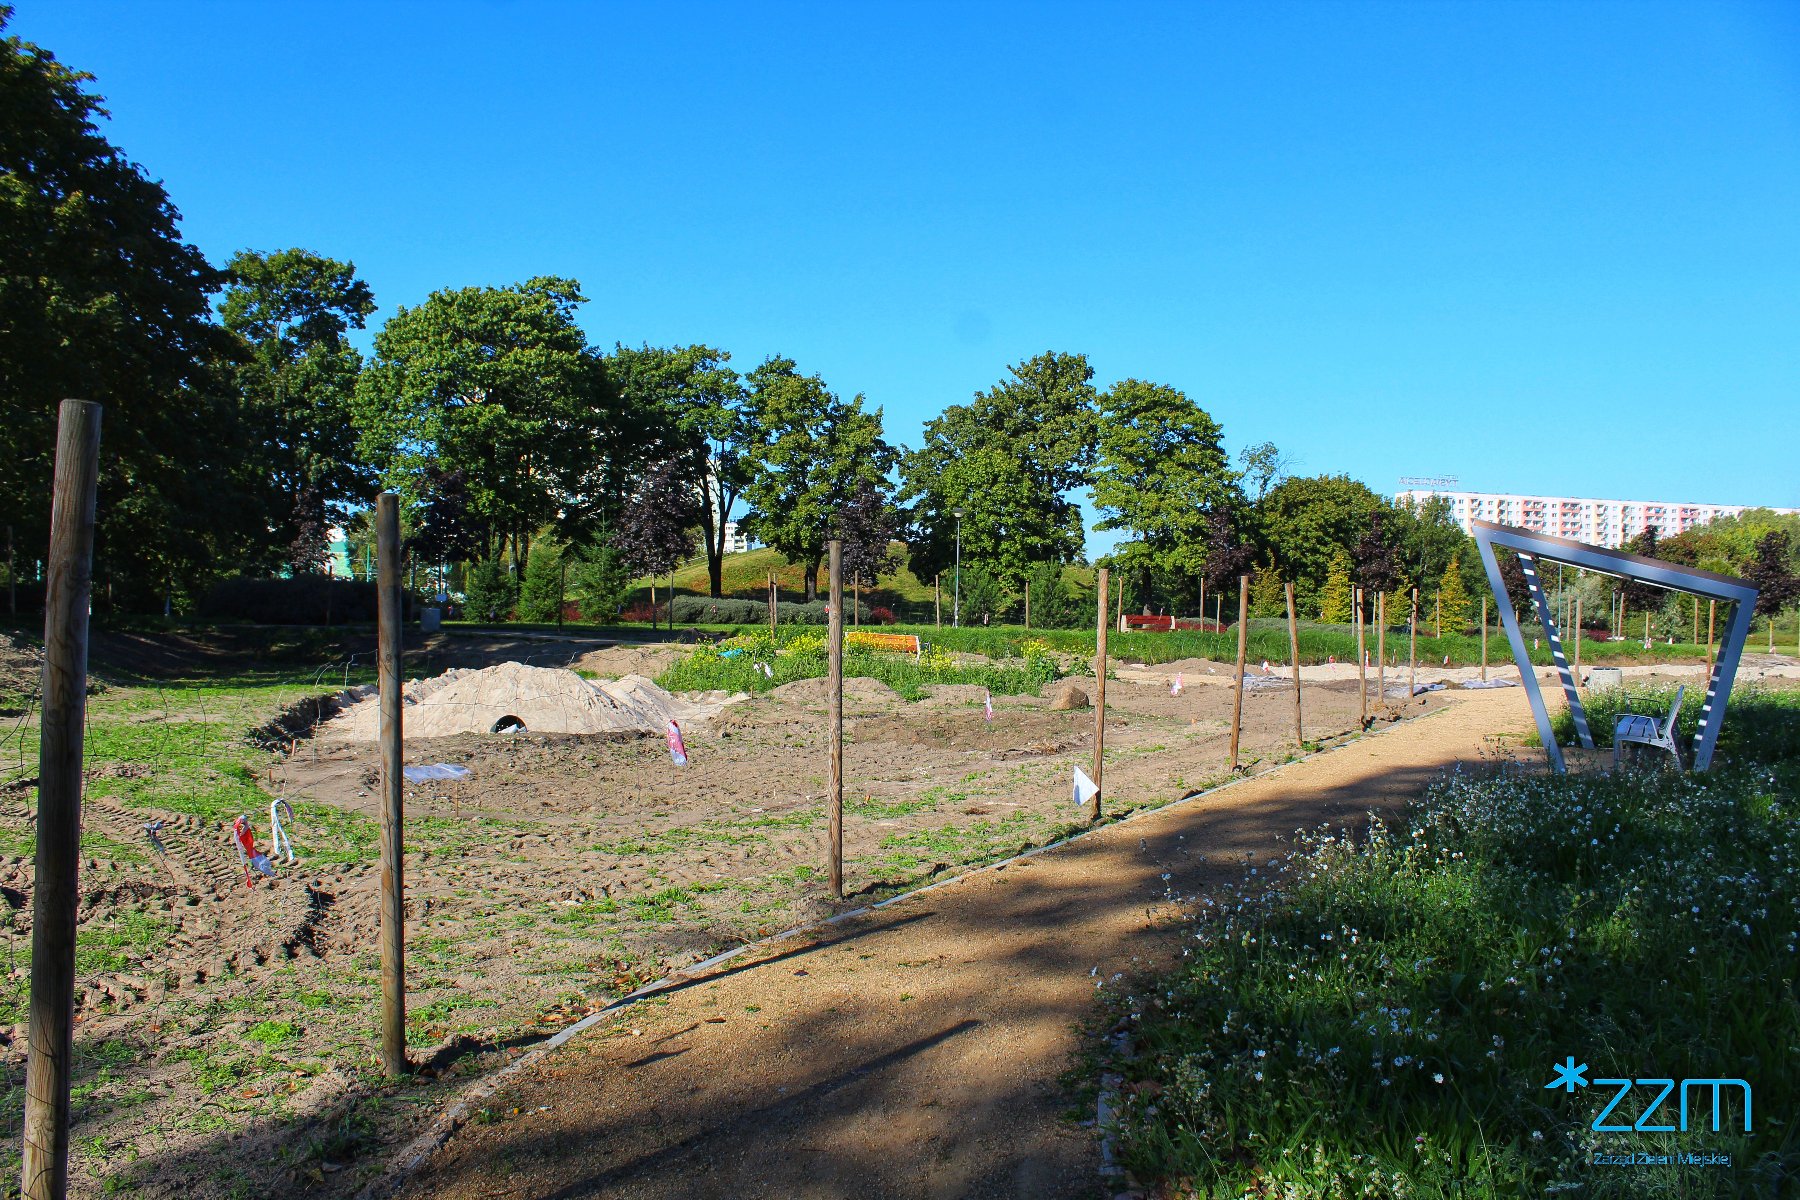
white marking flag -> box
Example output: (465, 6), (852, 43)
(1073, 765), (1099, 808)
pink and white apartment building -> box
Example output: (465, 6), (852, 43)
(1391, 489), (1800, 550)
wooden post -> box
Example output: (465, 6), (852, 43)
(1228, 575), (1249, 771)
(557, 558), (566, 629)
(852, 573), (860, 628)
(1408, 588), (1419, 702)
(376, 493), (408, 1078)
(1573, 597), (1582, 684)
(1088, 568), (1109, 822)
(827, 540), (844, 898)
(649, 578), (656, 631)
(934, 574), (941, 629)
(768, 572), (777, 636)
(1355, 586), (1367, 728)
(1284, 581), (1303, 747)
(21, 399), (101, 1200)
(1377, 592), (1387, 704)
(1116, 578), (1123, 632)
(6, 523), (14, 615)
(1198, 579), (1206, 633)
(1434, 594), (1441, 638)
(1481, 596), (1489, 681)
(1023, 578), (1030, 630)
(1693, 596), (1700, 646)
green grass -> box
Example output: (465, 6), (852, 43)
(655, 632), (1061, 699)
(1104, 689), (1800, 1198)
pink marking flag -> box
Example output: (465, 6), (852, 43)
(1170, 673), (1183, 697)
(984, 690), (993, 721)
(665, 719), (689, 766)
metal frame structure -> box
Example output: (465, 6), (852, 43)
(1470, 519), (1758, 773)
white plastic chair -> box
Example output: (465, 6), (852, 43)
(1613, 685), (1683, 770)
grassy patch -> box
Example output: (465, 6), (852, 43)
(656, 632), (1060, 699)
(1104, 691), (1800, 1197)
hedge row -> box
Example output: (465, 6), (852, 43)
(669, 595), (873, 625)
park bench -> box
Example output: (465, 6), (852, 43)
(1613, 685), (1683, 770)
(846, 631), (922, 659)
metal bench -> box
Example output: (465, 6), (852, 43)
(1613, 685), (1683, 770)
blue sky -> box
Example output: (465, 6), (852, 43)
(15, 1), (1800, 552)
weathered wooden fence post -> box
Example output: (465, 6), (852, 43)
(21, 399), (101, 1200)
(1229, 575), (1249, 770)
(827, 540), (844, 898)
(1089, 568), (1108, 823)
(1285, 582), (1303, 747)
(377, 493), (408, 1077)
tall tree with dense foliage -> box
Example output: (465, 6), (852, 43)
(902, 351), (1098, 587)
(353, 277), (611, 565)
(615, 457), (701, 580)
(1093, 378), (1239, 590)
(1745, 530), (1800, 620)
(1255, 474), (1384, 607)
(739, 357), (895, 599)
(219, 248), (376, 572)
(1202, 508), (1257, 598)
(835, 477), (901, 587)
(1319, 550), (1353, 623)
(1437, 553), (1471, 633)
(0, 10), (253, 608)
(605, 344), (748, 597)
(1391, 495), (1469, 594)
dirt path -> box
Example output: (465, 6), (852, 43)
(393, 688), (1531, 1200)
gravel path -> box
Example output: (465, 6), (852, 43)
(396, 688), (1531, 1200)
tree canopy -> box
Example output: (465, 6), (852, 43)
(1093, 378), (1239, 585)
(738, 357), (895, 599)
(902, 351), (1098, 588)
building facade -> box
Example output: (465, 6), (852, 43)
(1392, 489), (1799, 549)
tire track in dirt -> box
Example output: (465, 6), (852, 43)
(392, 689), (1533, 1200)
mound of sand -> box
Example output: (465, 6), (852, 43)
(920, 684), (990, 706)
(326, 661), (724, 741)
(769, 677), (901, 705)
(573, 644), (682, 679)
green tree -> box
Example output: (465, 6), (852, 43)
(1093, 378), (1240, 590)
(516, 539), (565, 623)
(1255, 475), (1384, 608)
(738, 357), (895, 600)
(219, 248), (377, 572)
(566, 538), (632, 623)
(1320, 550), (1353, 623)
(605, 344), (748, 597)
(1250, 567), (1285, 618)
(902, 352), (1098, 587)
(1438, 553), (1471, 633)
(1391, 495), (1468, 594)
(353, 277), (607, 567)
(464, 556), (517, 622)
(0, 11), (252, 608)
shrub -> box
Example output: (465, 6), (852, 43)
(463, 558), (517, 623)
(668, 595), (872, 626)
(869, 605), (896, 625)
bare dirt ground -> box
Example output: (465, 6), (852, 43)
(393, 687), (1539, 1200)
(0, 628), (1461, 1198)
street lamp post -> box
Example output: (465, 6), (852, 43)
(953, 509), (964, 628)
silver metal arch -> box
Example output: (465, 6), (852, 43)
(1469, 520), (1758, 773)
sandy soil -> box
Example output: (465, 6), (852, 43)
(393, 687), (1539, 1200)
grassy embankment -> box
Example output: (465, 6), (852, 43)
(1099, 687), (1800, 1198)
